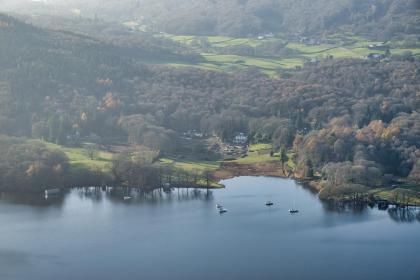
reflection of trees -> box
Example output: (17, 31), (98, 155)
(387, 207), (418, 223)
(77, 187), (214, 205)
(322, 200), (420, 223)
(77, 187), (104, 203)
(0, 192), (65, 207)
(323, 200), (368, 214)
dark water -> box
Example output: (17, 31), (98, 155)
(1, 176), (419, 280)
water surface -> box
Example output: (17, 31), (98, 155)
(1, 176), (419, 280)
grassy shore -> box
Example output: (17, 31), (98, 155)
(35, 140), (419, 203)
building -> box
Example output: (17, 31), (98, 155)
(233, 133), (248, 145)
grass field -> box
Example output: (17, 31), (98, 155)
(232, 143), (277, 164)
(159, 158), (220, 172)
(232, 144), (298, 167)
(248, 143), (272, 152)
(32, 140), (113, 173)
(231, 153), (279, 164)
(157, 33), (420, 75)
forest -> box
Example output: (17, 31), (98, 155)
(1, 0), (420, 40)
(0, 12), (419, 202)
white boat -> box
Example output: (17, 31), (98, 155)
(266, 201), (274, 206)
(123, 196), (132, 200)
(289, 200), (299, 213)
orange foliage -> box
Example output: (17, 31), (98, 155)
(25, 164), (36, 177)
(103, 92), (121, 109)
(356, 120), (385, 143)
(382, 126), (400, 140)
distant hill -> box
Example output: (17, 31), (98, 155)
(1, 0), (419, 39)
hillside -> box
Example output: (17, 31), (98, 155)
(1, 0), (419, 39)
(0, 14), (419, 202)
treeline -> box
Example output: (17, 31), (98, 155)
(0, 136), (69, 192)
(0, 135), (113, 192)
(141, 0), (419, 40)
(8, 0), (419, 40)
(0, 135), (216, 192)
(111, 155), (215, 190)
(20, 14), (202, 62)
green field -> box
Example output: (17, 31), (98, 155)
(157, 33), (420, 75)
(248, 143), (273, 152)
(231, 143), (277, 164)
(32, 140), (113, 172)
(231, 153), (279, 164)
(37, 141), (221, 175)
(159, 158), (220, 172)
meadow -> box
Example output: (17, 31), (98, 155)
(159, 33), (420, 75)
(31, 140), (113, 173)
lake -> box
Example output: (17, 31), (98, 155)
(1, 176), (419, 280)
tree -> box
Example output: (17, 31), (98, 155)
(279, 146), (288, 174)
(409, 159), (420, 184)
(86, 144), (98, 160)
(304, 159), (314, 178)
(203, 170), (214, 188)
(32, 121), (49, 140)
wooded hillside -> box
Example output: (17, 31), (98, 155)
(0, 14), (419, 194)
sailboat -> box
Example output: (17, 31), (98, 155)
(289, 200), (299, 213)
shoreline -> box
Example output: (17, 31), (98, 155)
(214, 161), (322, 193)
(1, 161), (419, 206)
(213, 161), (420, 207)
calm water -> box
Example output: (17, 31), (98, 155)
(1, 176), (420, 280)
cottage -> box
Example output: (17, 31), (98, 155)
(233, 133), (248, 145)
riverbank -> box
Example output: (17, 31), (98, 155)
(4, 139), (418, 206)
(214, 161), (322, 190)
(213, 161), (420, 206)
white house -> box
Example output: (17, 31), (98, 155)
(233, 133), (248, 144)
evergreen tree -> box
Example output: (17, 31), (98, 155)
(280, 146), (288, 173)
